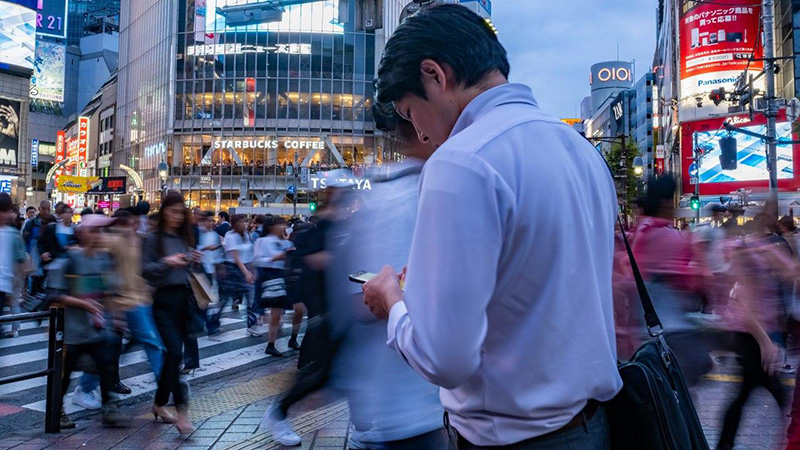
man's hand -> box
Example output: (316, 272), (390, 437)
(244, 270), (255, 284)
(41, 252), (51, 263)
(362, 266), (404, 320)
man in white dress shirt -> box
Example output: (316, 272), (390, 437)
(362, 5), (623, 449)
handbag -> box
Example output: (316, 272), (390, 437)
(604, 220), (710, 450)
(188, 271), (217, 310)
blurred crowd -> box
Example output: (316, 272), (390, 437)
(614, 176), (800, 450)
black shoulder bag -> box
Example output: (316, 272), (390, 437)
(604, 220), (710, 449)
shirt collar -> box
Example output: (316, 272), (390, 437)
(449, 83), (539, 139)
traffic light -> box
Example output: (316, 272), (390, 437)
(719, 135), (737, 170)
(690, 195), (700, 211)
(708, 87), (726, 106)
(309, 201), (317, 213)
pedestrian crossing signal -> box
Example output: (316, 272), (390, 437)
(309, 201), (317, 213)
(690, 195), (700, 211)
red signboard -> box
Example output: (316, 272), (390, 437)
(680, 0), (762, 80)
(97, 201), (110, 209)
(78, 117), (89, 176)
(680, 113), (800, 195)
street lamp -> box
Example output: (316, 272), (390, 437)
(632, 156), (644, 177)
(157, 161), (168, 196)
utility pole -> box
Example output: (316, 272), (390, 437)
(763, 0), (779, 203)
(694, 132), (700, 227)
(292, 151), (298, 218)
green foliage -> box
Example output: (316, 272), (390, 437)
(604, 139), (641, 206)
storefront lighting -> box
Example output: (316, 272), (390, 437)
(485, 19), (498, 35)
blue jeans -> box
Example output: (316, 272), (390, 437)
(80, 304), (165, 392)
(450, 406), (610, 450)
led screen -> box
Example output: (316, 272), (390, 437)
(0, 0), (36, 72)
(30, 40), (65, 102)
(205, 0), (343, 34)
(693, 122), (794, 184)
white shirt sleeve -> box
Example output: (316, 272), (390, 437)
(253, 236), (282, 267)
(387, 151), (509, 389)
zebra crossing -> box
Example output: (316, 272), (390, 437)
(0, 305), (301, 416)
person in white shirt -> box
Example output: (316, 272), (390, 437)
(220, 215), (261, 337)
(253, 216), (304, 357)
(362, 5), (622, 449)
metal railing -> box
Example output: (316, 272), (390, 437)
(0, 307), (64, 433)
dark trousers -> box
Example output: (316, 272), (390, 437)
(382, 428), (449, 450)
(449, 407), (610, 450)
(277, 317), (338, 417)
(63, 342), (113, 405)
(718, 332), (788, 450)
(183, 335), (199, 370)
(152, 286), (189, 410)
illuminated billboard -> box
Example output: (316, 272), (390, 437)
(30, 40), (65, 102)
(36, 0), (68, 39)
(678, 0), (763, 120)
(206, 0), (344, 34)
(694, 122), (793, 184)
(681, 115), (800, 195)
(0, 98), (20, 168)
(0, 0), (36, 73)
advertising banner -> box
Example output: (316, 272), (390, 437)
(36, 0), (68, 39)
(58, 175), (99, 194)
(87, 177), (126, 195)
(0, 98), (21, 168)
(0, 1), (36, 73)
(680, 113), (800, 195)
(30, 41), (66, 102)
(0, 175), (14, 194)
(207, 0), (343, 34)
(679, 0), (763, 119)
(78, 117), (89, 176)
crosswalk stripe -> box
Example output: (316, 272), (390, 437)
(22, 334), (298, 413)
(0, 322), (292, 397)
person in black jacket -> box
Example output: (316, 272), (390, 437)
(37, 203), (77, 269)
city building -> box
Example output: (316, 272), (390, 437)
(0, 0), (37, 204)
(632, 72), (656, 177)
(653, 0), (800, 214)
(116, 0), (415, 213)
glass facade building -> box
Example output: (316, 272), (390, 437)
(117, 0), (410, 212)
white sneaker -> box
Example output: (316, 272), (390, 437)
(247, 325), (266, 337)
(260, 403), (301, 446)
(71, 385), (101, 410)
(348, 425), (381, 449)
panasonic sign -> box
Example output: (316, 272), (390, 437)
(697, 77), (738, 87)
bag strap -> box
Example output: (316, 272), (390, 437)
(617, 218), (663, 337)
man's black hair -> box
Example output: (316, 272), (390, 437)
(376, 4), (509, 106)
(80, 207), (93, 217)
(26, 206), (35, 212)
(135, 201), (150, 216)
(218, 211), (230, 221)
(0, 193), (11, 213)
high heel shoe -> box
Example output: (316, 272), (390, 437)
(152, 405), (177, 423)
(175, 411), (195, 436)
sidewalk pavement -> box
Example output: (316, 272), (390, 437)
(0, 354), (793, 450)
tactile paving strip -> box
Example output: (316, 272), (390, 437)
(189, 369), (298, 422)
(223, 400), (349, 450)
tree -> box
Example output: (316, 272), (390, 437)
(604, 139), (641, 212)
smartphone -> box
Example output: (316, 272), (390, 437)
(349, 271), (378, 284)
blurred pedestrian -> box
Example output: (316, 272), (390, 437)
(46, 214), (126, 428)
(38, 203), (76, 270)
(253, 216), (302, 357)
(142, 192), (199, 434)
(219, 215), (259, 336)
(0, 194), (28, 338)
(362, 5), (621, 448)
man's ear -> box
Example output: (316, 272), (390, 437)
(420, 59), (449, 95)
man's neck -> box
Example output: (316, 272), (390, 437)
(454, 72), (508, 117)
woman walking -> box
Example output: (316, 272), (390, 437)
(254, 216), (303, 357)
(142, 192), (199, 434)
(219, 215), (260, 337)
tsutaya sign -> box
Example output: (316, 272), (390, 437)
(212, 139), (326, 150)
(310, 176), (372, 190)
